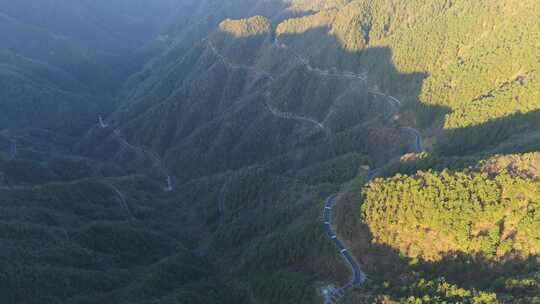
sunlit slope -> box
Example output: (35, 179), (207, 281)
(52, 1), (540, 302)
(357, 153), (540, 302)
(72, 13), (411, 304)
(364, 170), (540, 261)
(277, 0), (539, 131)
(83, 15), (407, 184)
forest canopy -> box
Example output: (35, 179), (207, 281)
(362, 165), (540, 261)
(219, 16), (271, 38)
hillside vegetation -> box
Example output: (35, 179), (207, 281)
(2, 0), (540, 303)
(357, 153), (540, 302)
(275, 0), (539, 156)
(219, 16), (272, 38)
(86, 1), (539, 302)
(363, 170), (540, 261)
(0, 0), (181, 133)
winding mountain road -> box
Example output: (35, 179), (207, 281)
(368, 91), (401, 107)
(274, 37), (367, 81)
(208, 39), (382, 138)
(207, 38), (426, 302)
(114, 129), (175, 191)
(207, 39), (330, 135)
(209, 38), (412, 144)
(315, 81), (424, 303)
(264, 93), (327, 132)
(180, 36), (428, 303)
(321, 124), (425, 302)
(401, 127), (424, 152)
(323, 194), (367, 304)
(97, 117), (175, 192)
(207, 40), (275, 81)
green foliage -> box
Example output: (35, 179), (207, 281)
(276, 10), (337, 36)
(286, 0), (351, 12)
(480, 152), (540, 180)
(275, 0), (539, 154)
(0, 58), (103, 135)
(0, 176), (240, 304)
(1, 159), (55, 184)
(400, 278), (498, 304)
(251, 271), (315, 304)
(219, 16), (271, 38)
(380, 152), (479, 178)
(330, 1), (373, 51)
(363, 169), (540, 261)
(360, 154), (540, 302)
(294, 152), (367, 184)
(3, 0), (540, 303)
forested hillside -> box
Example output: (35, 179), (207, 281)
(1, 0), (539, 303)
(357, 154), (540, 303)
(0, 0), (182, 134)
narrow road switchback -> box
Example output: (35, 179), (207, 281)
(96, 116), (175, 192)
(323, 194), (367, 304)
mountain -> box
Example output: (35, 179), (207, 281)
(0, 0), (182, 136)
(1, 0), (539, 303)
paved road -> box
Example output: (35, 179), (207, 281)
(368, 91), (401, 108)
(264, 93), (327, 133)
(365, 168), (381, 182)
(164, 176), (174, 192)
(207, 40), (331, 133)
(208, 38), (376, 138)
(274, 37), (367, 81)
(209, 40), (329, 134)
(209, 40), (360, 136)
(108, 184), (135, 222)
(9, 139), (17, 160)
(114, 130), (175, 191)
(98, 115), (108, 128)
(367, 91), (425, 153)
(401, 127), (424, 152)
(98, 117), (175, 192)
(207, 40), (428, 304)
(323, 194), (367, 304)
(207, 40), (274, 81)
(319, 96), (424, 303)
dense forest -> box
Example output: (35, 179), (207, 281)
(1, 0), (539, 303)
(359, 154), (540, 303)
